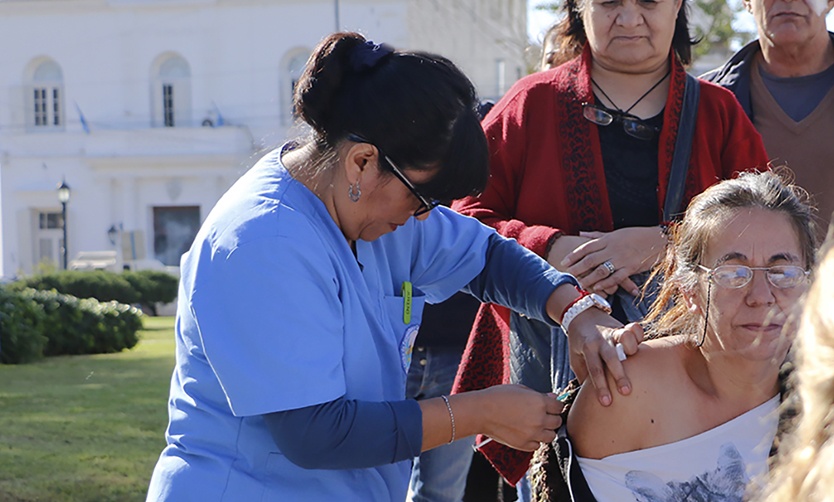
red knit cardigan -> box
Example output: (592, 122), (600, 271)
(451, 47), (769, 485)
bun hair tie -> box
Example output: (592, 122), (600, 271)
(349, 40), (395, 72)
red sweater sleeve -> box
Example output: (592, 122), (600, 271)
(700, 81), (770, 179)
(671, 80), (770, 207)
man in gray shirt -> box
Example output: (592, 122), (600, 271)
(703, 0), (834, 233)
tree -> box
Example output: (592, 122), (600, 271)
(690, 0), (754, 61)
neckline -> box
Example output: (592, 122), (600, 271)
(751, 57), (834, 130)
(591, 70), (670, 114)
(758, 59), (834, 84)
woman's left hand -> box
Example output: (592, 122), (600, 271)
(566, 310), (644, 407)
(560, 227), (666, 296)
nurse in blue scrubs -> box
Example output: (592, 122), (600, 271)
(146, 32), (639, 502)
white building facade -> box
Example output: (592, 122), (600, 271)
(0, 0), (527, 278)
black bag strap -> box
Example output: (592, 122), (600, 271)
(662, 73), (700, 223)
(556, 434), (598, 501)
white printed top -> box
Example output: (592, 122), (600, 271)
(577, 396), (779, 501)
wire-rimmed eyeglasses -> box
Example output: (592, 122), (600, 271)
(347, 133), (439, 216)
(697, 264), (810, 289)
(582, 103), (660, 141)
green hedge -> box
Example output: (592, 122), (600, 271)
(0, 287), (143, 364)
(0, 286), (47, 364)
(14, 270), (139, 304)
(123, 270), (179, 311)
(13, 269), (178, 313)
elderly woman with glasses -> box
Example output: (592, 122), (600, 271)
(452, 0), (770, 487)
(754, 230), (834, 502)
(530, 169), (817, 501)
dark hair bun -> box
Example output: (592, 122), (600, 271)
(293, 32), (367, 135)
(291, 32), (490, 202)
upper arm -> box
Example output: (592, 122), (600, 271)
(566, 347), (664, 459)
(699, 82), (769, 175)
(192, 233), (345, 416)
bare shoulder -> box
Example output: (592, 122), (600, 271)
(566, 336), (690, 459)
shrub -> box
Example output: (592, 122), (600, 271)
(22, 289), (93, 356)
(15, 270), (140, 305)
(122, 269), (178, 314)
(84, 299), (143, 353)
(15, 269), (178, 315)
(0, 286), (47, 364)
(15, 289), (143, 357)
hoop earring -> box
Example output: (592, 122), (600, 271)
(348, 181), (361, 202)
(696, 281), (711, 348)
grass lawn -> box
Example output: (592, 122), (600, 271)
(0, 316), (176, 502)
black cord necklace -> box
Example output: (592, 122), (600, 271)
(591, 69), (671, 114)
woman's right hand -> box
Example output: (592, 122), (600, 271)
(565, 311), (644, 407)
(423, 386), (562, 452)
(547, 234), (621, 296)
(546, 235), (591, 272)
(472, 385), (564, 452)
(561, 227), (666, 296)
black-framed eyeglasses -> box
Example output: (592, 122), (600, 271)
(582, 103), (660, 141)
(347, 133), (439, 216)
(697, 264), (810, 289)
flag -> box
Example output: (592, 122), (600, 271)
(213, 101), (225, 127)
(75, 102), (90, 134)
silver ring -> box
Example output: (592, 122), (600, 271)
(602, 260), (615, 276)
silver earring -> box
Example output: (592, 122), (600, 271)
(348, 181), (361, 202)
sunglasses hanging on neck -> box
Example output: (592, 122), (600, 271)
(583, 70), (670, 141)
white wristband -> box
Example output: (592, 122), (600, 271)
(561, 293), (611, 334)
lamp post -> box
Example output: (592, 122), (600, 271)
(57, 179), (71, 270)
(107, 224), (118, 246)
(107, 223), (124, 270)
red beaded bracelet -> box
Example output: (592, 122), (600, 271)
(559, 286), (592, 325)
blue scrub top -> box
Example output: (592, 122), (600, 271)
(147, 147), (498, 501)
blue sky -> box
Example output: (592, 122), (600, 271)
(527, 0), (834, 43)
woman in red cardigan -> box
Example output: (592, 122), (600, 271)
(452, 0), (769, 488)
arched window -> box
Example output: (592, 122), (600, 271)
(151, 54), (192, 127)
(281, 49), (309, 125)
(27, 59), (64, 130)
